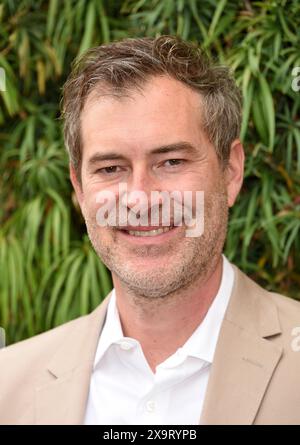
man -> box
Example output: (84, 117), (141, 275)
(0, 35), (300, 425)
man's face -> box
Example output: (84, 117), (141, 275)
(72, 75), (242, 298)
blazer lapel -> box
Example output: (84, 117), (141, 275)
(35, 293), (112, 425)
(199, 265), (283, 425)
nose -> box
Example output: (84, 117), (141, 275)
(123, 165), (162, 209)
(118, 166), (166, 228)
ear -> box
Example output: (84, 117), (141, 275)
(225, 139), (245, 208)
(69, 163), (84, 208)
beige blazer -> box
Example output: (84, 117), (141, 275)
(0, 264), (300, 425)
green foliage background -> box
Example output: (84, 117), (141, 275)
(0, 0), (300, 345)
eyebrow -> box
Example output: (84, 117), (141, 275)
(87, 141), (198, 168)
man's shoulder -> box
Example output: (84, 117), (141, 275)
(233, 263), (300, 313)
(0, 295), (111, 424)
(268, 288), (300, 312)
(0, 295), (110, 372)
(0, 313), (88, 422)
(1, 313), (85, 358)
(268, 289), (300, 335)
(233, 264), (300, 348)
(0, 313), (89, 387)
(243, 266), (300, 306)
(232, 267), (300, 424)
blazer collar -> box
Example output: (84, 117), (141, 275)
(199, 264), (283, 424)
(36, 265), (283, 425)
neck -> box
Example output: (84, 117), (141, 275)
(112, 256), (223, 372)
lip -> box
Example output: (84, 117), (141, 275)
(117, 225), (172, 231)
(115, 225), (182, 244)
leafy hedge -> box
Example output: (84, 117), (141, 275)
(0, 0), (299, 345)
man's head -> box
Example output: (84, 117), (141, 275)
(61, 35), (244, 298)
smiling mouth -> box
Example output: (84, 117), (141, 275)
(117, 225), (175, 237)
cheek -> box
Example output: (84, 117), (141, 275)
(178, 167), (216, 192)
(82, 195), (96, 213)
(80, 195), (101, 227)
(82, 185), (105, 210)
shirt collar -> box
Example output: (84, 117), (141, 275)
(93, 288), (124, 368)
(93, 254), (235, 369)
(178, 254), (234, 363)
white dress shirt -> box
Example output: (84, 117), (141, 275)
(84, 255), (234, 425)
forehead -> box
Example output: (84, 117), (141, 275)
(80, 76), (206, 156)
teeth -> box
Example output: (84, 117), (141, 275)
(127, 227), (172, 236)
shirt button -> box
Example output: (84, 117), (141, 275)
(119, 341), (133, 350)
(146, 400), (156, 413)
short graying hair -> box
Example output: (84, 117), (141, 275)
(61, 35), (242, 181)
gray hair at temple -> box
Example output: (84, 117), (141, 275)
(61, 35), (242, 182)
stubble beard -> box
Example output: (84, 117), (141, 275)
(83, 185), (229, 301)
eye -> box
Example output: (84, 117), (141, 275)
(95, 166), (121, 175)
(163, 159), (184, 167)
